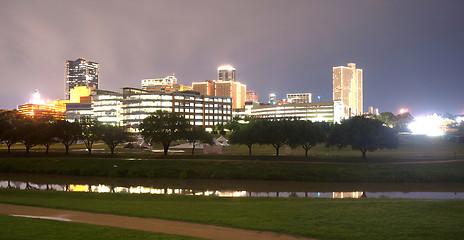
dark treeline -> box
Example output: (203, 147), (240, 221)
(1, 110), (399, 158)
(229, 116), (399, 158)
(0, 110), (132, 155)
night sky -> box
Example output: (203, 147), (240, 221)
(1, 0), (463, 117)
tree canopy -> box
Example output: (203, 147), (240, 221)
(328, 116), (398, 158)
(139, 111), (190, 155)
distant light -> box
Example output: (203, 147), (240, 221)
(218, 65), (235, 71)
(399, 108), (409, 114)
(408, 114), (444, 136)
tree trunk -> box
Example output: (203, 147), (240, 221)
(191, 144), (196, 155)
(361, 149), (367, 159)
(110, 146), (115, 155)
(274, 145), (280, 156)
(7, 144), (12, 153)
(65, 145), (69, 154)
(88, 147), (92, 154)
(248, 145), (252, 156)
(305, 149), (309, 157)
(45, 145), (50, 154)
(26, 146), (30, 154)
(163, 143), (170, 155)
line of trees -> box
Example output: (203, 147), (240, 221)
(1, 109), (399, 158)
(0, 111), (132, 154)
(229, 116), (398, 158)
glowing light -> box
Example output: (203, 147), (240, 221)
(31, 89), (46, 105)
(399, 108), (409, 114)
(408, 114), (445, 136)
(218, 65), (235, 71)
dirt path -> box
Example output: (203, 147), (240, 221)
(0, 203), (314, 240)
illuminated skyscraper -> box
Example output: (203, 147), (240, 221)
(333, 63), (363, 116)
(192, 65), (246, 109)
(65, 58), (99, 100)
(217, 65), (236, 81)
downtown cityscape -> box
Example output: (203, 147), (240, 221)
(1, 1), (464, 240)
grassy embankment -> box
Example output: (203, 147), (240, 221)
(1, 189), (463, 240)
(1, 137), (464, 182)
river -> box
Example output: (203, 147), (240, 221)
(1, 173), (463, 199)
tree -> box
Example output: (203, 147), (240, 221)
(96, 125), (133, 155)
(18, 118), (41, 153)
(229, 119), (263, 156)
(0, 110), (21, 153)
(54, 120), (81, 154)
(259, 120), (292, 156)
(185, 126), (213, 155)
(326, 123), (349, 150)
(37, 122), (58, 154)
(79, 117), (100, 154)
(376, 112), (397, 128)
(328, 116), (398, 159)
(139, 111), (190, 155)
(288, 121), (326, 157)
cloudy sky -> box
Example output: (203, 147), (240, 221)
(1, 0), (463, 116)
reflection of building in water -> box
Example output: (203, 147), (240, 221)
(332, 191), (363, 198)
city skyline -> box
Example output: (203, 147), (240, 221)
(1, 0), (463, 116)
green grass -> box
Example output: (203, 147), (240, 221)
(1, 153), (464, 182)
(1, 189), (463, 240)
(0, 214), (200, 240)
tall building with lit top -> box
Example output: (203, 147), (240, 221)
(192, 65), (246, 109)
(217, 65), (236, 81)
(333, 63), (363, 116)
(65, 58), (99, 100)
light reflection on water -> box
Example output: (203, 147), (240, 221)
(2, 180), (464, 199)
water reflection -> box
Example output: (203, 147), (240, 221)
(3, 180), (463, 199)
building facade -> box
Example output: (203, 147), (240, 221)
(141, 75), (192, 93)
(287, 93), (312, 104)
(65, 58), (99, 100)
(333, 63), (363, 116)
(91, 89), (123, 125)
(192, 80), (215, 96)
(214, 80), (246, 109)
(246, 90), (258, 103)
(250, 101), (344, 123)
(89, 88), (232, 131)
(192, 65), (246, 109)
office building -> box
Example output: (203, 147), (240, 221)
(192, 80), (215, 96)
(141, 75), (192, 93)
(246, 90), (258, 103)
(269, 93), (276, 105)
(217, 65), (236, 81)
(65, 58), (99, 100)
(214, 80), (246, 109)
(192, 65), (246, 109)
(91, 89), (123, 125)
(250, 101), (344, 123)
(287, 93), (311, 104)
(91, 88), (232, 131)
(333, 63), (363, 116)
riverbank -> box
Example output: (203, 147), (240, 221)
(1, 153), (464, 182)
(1, 189), (463, 240)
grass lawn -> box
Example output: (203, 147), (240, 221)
(0, 214), (200, 240)
(1, 150), (464, 182)
(0, 189), (463, 240)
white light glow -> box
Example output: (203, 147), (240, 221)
(30, 89), (46, 105)
(218, 65), (235, 71)
(408, 114), (445, 136)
